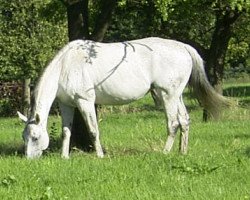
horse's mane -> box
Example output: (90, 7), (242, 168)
(30, 41), (78, 118)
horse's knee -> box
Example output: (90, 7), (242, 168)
(179, 117), (190, 133)
(180, 121), (189, 133)
(168, 120), (180, 135)
(177, 108), (189, 129)
(62, 127), (71, 139)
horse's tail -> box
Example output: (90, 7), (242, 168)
(184, 44), (231, 118)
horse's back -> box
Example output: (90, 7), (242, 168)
(58, 37), (193, 105)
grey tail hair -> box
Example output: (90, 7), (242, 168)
(184, 44), (232, 118)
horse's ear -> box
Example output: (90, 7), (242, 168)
(35, 113), (40, 124)
(17, 111), (28, 123)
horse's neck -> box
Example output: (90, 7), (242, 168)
(32, 58), (62, 125)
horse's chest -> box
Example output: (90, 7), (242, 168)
(56, 88), (75, 106)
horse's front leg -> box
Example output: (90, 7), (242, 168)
(59, 103), (74, 159)
(76, 99), (104, 158)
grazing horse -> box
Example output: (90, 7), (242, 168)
(18, 37), (228, 158)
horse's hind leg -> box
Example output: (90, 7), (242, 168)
(59, 103), (74, 158)
(178, 96), (190, 154)
(76, 99), (104, 158)
(161, 92), (180, 153)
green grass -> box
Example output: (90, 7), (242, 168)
(0, 83), (250, 200)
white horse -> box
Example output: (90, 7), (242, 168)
(18, 37), (228, 158)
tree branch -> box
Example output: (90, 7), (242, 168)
(91, 0), (117, 42)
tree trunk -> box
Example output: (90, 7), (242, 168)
(91, 0), (116, 42)
(67, 0), (89, 40)
(22, 78), (31, 116)
(203, 9), (241, 121)
(66, 0), (94, 151)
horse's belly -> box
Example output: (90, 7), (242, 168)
(94, 83), (150, 105)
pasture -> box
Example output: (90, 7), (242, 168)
(0, 82), (250, 200)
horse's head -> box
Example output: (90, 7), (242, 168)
(18, 112), (49, 158)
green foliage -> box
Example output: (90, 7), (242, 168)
(213, 0), (250, 12)
(0, 82), (22, 116)
(0, 0), (67, 81)
(152, 0), (174, 21)
(226, 12), (250, 74)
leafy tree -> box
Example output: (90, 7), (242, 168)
(225, 12), (250, 77)
(0, 0), (67, 81)
(0, 0), (67, 114)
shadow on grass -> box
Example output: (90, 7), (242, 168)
(234, 134), (250, 139)
(0, 138), (98, 158)
(0, 143), (24, 157)
(105, 146), (151, 158)
(0, 138), (62, 157)
(129, 102), (199, 114)
(224, 85), (250, 97)
(224, 85), (250, 106)
(245, 147), (250, 158)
